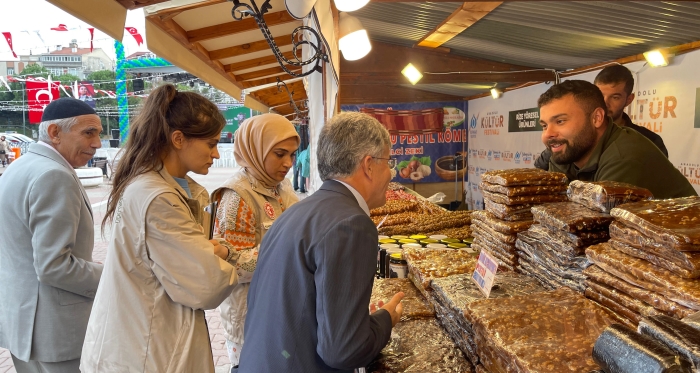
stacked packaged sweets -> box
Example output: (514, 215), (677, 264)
(475, 169), (568, 270)
(517, 201), (613, 292)
(586, 196), (700, 328)
(402, 247), (478, 299)
(428, 272), (545, 369)
(515, 180), (650, 295)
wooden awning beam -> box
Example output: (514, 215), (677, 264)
(236, 65), (302, 81)
(186, 11), (297, 43)
(225, 50), (300, 72)
(209, 35), (294, 60)
(341, 70), (556, 85)
(417, 2), (501, 48)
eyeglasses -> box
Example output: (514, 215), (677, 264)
(373, 157), (397, 168)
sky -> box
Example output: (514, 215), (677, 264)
(0, 0), (149, 63)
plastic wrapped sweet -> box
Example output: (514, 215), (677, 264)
(536, 223), (609, 249)
(475, 364), (490, 373)
(484, 199), (533, 221)
(610, 197), (700, 251)
(586, 243), (700, 310)
(567, 180), (654, 213)
(366, 318), (474, 373)
(610, 240), (700, 279)
(518, 225), (585, 260)
(480, 168), (568, 186)
(610, 222), (700, 272)
(516, 230), (592, 270)
(472, 245), (517, 270)
(531, 202), (614, 232)
(371, 278), (435, 320)
(403, 248), (478, 290)
(518, 255), (586, 292)
(585, 287), (643, 325)
(593, 324), (692, 373)
(587, 279), (662, 318)
(472, 227), (518, 253)
(432, 298), (480, 364)
(639, 315), (700, 371)
(584, 266), (695, 319)
(472, 220), (518, 244)
(479, 181), (568, 197)
(482, 190), (569, 206)
(472, 210), (534, 235)
(465, 287), (614, 373)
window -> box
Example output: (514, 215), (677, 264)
(7, 68), (14, 75)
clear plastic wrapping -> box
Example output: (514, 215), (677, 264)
(403, 248), (478, 290)
(482, 190), (569, 206)
(610, 197), (700, 251)
(584, 266), (695, 319)
(567, 180), (654, 213)
(484, 199), (533, 221)
(638, 315), (700, 371)
(685, 312), (700, 331)
(432, 298), (480, 364)
(592, 324), (692, 373)
(610, 221), (700, 272)
(586, 243), (700, 310)
(472, 210), (534, 235)
(366, 318), (474, 373)
(475, 364), (490, 373)
(585, 287), (643, 325)
(586, 279), (662, 318)
(472, 220), (518, 244)
(465, 287), (615, 373)
(427, 226), (474, 241)
(518, 225), (586, 260)
(479, 181), (568, 197)
(537, 223), (609, 248)
(517, 255), (586, 292)
(610, 239), (700, 279)
(480, 168), (568, 187)
(512, 238), (588, 282)
(371, 278), (435, 320)
(473, 235), (517, 256)
(531, 202), (614, 232)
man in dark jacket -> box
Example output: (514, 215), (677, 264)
(535, 64), (667, 170)
(237, 112), (404, 373)
(538, 80), (695, 199)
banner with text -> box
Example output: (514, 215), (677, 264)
(343, 101), (467, 183)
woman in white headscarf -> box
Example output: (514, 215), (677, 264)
(211, 113), (300, 368)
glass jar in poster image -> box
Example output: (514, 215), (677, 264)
(396, 156), (432, 182)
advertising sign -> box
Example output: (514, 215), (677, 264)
(508, 107), (542, 132)
(343, 101), (468, 183)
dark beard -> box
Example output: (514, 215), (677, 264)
(548, 122), (597, 165)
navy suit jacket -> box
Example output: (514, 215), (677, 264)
(238, 180), (392, 373)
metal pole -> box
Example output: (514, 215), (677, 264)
(22, 82), (26, 136)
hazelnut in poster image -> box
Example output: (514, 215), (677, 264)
(397, 156), (432, 181)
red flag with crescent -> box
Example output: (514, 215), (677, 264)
(125, 27), (143, 46)
(2, 32), (17, 58)
(88, 28), (95, 52)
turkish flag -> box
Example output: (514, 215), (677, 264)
(50, 24), (68, 31)
(2, 32), (17, 58)
(26, 79), (60, 123)
(125, 27), (143, 46)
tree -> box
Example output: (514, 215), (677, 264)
(19, 64), (49, 78)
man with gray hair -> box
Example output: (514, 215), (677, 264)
(237, 112), (404, 373)
(0, 98), (103, 372)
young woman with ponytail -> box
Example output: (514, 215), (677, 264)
(80, 84), (240, 373)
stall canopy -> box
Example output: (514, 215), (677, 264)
(48, 0), (312, 116)
(339, 1), (700, 104)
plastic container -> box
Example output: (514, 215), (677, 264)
(398, 238), (418, 245)
(409, 234), (427, 240)
(378, 235), (389, 240)
(463, 237), (475, 246)
(430, 234), (448, 240)
(448, 242), (468, 249)
(427, 243), (448, 249)
(420, 239), (439, 247)
(389, 253), (408, 278)
(391, 235), (409, 240)
(441, 238), (461, 244)
(379, 238), (398, 244)
(385, 248), (403, 277)
(402, 243), (422, 249)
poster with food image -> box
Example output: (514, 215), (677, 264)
(342, 101), (468, 183)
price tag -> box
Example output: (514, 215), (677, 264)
(471, 250), (499, 298)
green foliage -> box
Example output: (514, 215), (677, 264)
(19, 64), (49, 78)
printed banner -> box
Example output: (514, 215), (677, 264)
(343, 101), (467, 183)
(27, 79), (60, 123)
(508, 107), (542, 132)
(78, 81), (96, 108)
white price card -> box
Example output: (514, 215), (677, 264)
(471, 250), (499, 298)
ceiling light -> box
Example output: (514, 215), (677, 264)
(401, 63), (423, 85)
(334, 0), (370, 12)
(643, 49), (670, 67)
(338, 13), (371, 61)
(490, 88), (503, 99)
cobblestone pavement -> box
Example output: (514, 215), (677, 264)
(0, 168), (281, 373)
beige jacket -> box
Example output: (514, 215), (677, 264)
(212, 169), (298, 344)
(80, 167), (238, 373)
